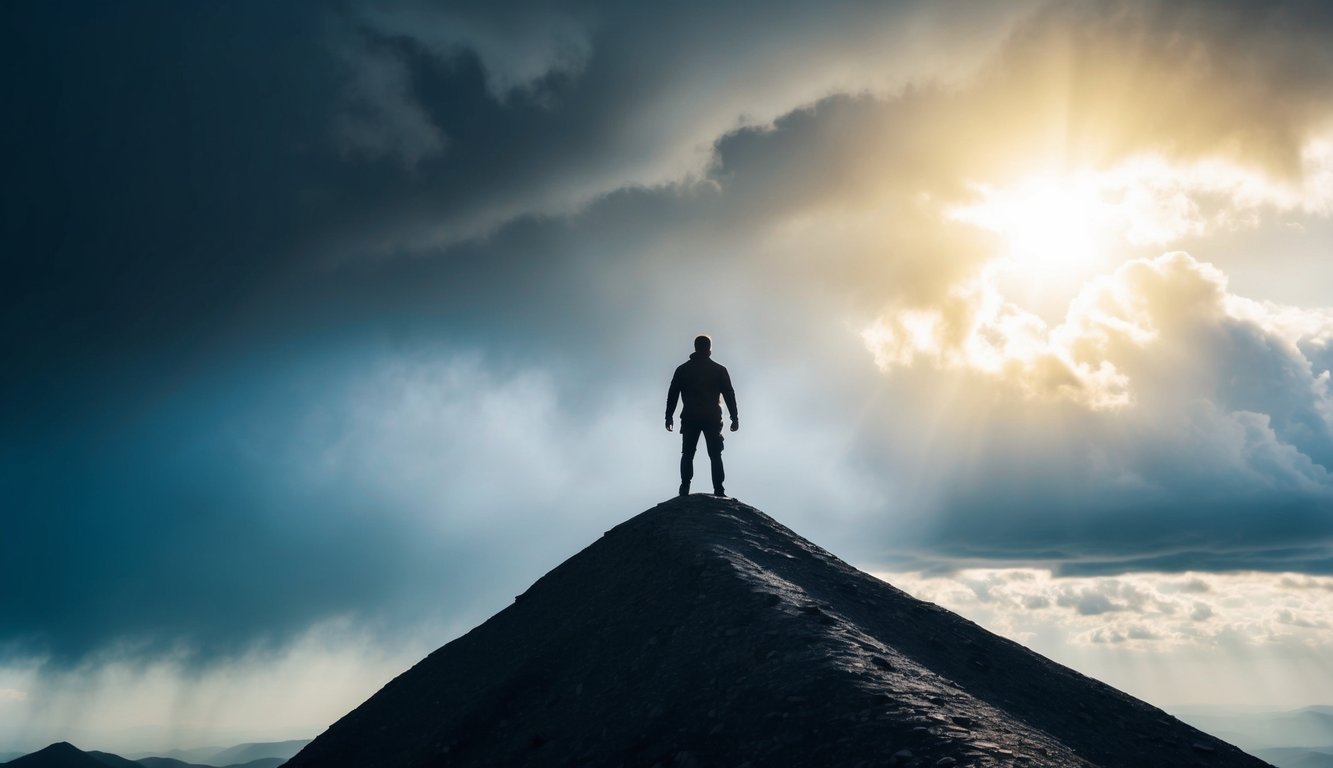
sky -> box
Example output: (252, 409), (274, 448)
(4, 0), (1333, 753)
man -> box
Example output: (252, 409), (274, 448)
(666, 334), (739, 497)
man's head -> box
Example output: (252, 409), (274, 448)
(694, 335), (712, 354)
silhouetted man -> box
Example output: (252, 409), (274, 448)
(666, 335), (739, 497)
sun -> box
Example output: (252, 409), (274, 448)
(949, 172), (1116, 278)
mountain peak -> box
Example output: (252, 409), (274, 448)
(5, 741), (113, 768)
(286, 495), (1268, 767)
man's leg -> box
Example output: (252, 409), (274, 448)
(703, 423), (726, 495)
(680, 423), (703, 495)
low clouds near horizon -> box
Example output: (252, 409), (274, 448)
(4, 0), (1333, 737)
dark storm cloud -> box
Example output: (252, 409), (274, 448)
(0, 343), (631, 664)
(3, 2), (342, 427)
(7, 0), (1333, 669)
(10, 0), (1333, 420)
(0, 1), (891, 660)
(2, 0), (1018, 427)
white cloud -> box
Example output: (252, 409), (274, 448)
(855, 126), (1333, 415)
(883, 569), (1333, 652)
(291, 353), (666, 534)
(865, 249), (1333, 436)
(1093, 149), (1333, 247)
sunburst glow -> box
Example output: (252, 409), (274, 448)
(949, 173), (1116, 278)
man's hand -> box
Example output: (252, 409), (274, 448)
(666, 417), (674, 432)
(730, 418), (739, 432)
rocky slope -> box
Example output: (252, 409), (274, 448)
(286, 495), (1272, 767)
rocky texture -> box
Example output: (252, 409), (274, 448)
(285, 495), (1272, 767)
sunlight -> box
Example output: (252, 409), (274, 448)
(864, 149), (1333, 405)
(949, 172), (1114, 279)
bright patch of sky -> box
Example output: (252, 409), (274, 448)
(883, 569), (1333, 708)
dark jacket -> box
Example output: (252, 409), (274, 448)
(666, 352), (738, 426)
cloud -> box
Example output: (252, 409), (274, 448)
(886, 568), (1333, 652)
(354, 1), (593, 99)
(1068, 592), (1118, 616)
(312, 0), (1033, 252)
(864, 251), (1333, 414)
(0, 619), (429, 754)
(13, 0), (1333, 413)
(0, 339), (882, 671)
(334, 33), (447, 168)
(857, 252), (1333, 573)
(0, 347), (649, 667)
(981, 0), (1333, 178)
(11, 0), (1333, 735)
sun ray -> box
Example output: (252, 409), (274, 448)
(950, 172), (1116, 277)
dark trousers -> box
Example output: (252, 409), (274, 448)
(680, 420), (725, 490)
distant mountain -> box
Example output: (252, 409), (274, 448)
(3, 743), (293, 768)
(134, 758), (202, 768)
(4, 742), (116, 768)
(223, 760), (285, 768)
(136, 757), (285, 768)
(206, 740), (306, 765)
(130, 748), (222, 766)
(1177, 707), (1333, 750)
(85, 751), (140, 768)
(135, 759), (285, 768)
(131, 751), (217, 766)
(1254, 747), (1333, 768)
(286, 495), (1271, 768)
(134, 739), (306, 767)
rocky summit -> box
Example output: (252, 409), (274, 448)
(285, 496), (1271, 768)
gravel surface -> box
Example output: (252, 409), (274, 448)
(285, 496), (1274, 768)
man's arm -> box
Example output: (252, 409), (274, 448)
(665, 369), (681, 431)
(721, 368), (738, 431)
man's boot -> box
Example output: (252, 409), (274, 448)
(679, 481), (690, 496)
